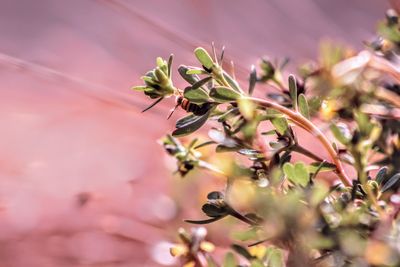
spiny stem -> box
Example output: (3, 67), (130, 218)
(245, 96), (352, 186)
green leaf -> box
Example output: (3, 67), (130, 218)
(294, 163), (310, 186)
(156, 57), (164, 68)
(308, 162), (336, 173)
(208, 257), (219, 267)
(209, 86), (242, 103)
(172, 112), (210, 137)
(178, 65), (200, 85)
(223, 252), (237, 267)
(184, 87), (209, 104)
(354, 111), (374, 136)
(186, 68), (209, 75)
(194, 47), (214, 69)
(232, 228), (258, 241)
(308, 96), (322, 115)
(154, 67), (168, 84)
(192, 76), (212, 90)
(330, 124), (350, 145)
(250, 260), (264, 267)
(381, 173), (400, 193)
(131, 86), (148, 91)
(265, 247), (284, 267)
(248, 65), (257, 95)
(266, 110), (288, 135)
(141, 75), (156, 85)
(283, 162), (309, 187)
(298, 94), (310, 119)
(223, 72), (243, 93)
(288, 74), (298, 110)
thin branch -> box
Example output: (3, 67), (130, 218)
(246, 96), (352, 186)
(292, 145), (324, 162)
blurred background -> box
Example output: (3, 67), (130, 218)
(0, 0), (391, 266)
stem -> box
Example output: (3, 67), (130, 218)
(245, 96), (352, 186)
(292, 145), (324, 162)
(351, 149), (383, 216)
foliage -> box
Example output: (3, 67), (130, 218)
(132, 9), (400, 267)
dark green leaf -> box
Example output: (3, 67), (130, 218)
(375, 167), (388, 185)
(167, 54), (173, 78)
(288, 74), (298, 110)
(202, 203), (228, 217)
(176, 114), (196, 128)
(178, 65), (200, 85)
(210, 86), (242, 103)
(184, 87), (209, 104)
(194, 47), (214, 69)
(207, 191), (224, 200)
(298, 94), (310, 119)
(231, 244), (254, 260)
(184, 217), (223, 224)
(192, 76), (212, 90)
(261, 130), (277, 136)
(381, 173), (400, 192)
(248, 65), (257, 96)
(173, 112), (210, 137)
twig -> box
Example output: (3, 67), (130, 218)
(246, 96), (352, 186)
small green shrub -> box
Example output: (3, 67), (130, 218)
(133, 9), (400, 267)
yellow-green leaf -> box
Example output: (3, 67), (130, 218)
(194, 47), (214, 69)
